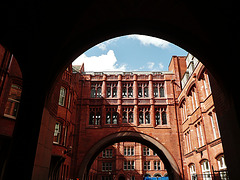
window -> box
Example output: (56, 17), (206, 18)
(143, 147), (150, 156)
(153, 82), (164, 97)
(162, 111), (167, 125)
(91, 88), (96, 98)
(89, 112), (95, 125)
(67, 93), (71, 109)
(138, 87), (142, 97)
(209, 111), (221, 139)
(107, 87), (111, 97)
(59, 86), (66, 106)
(122, 83), (133, 98)
(89, 107), (101, 125)
(53, 122), (61, 144)
(97, 87), (102, 98)
(217, 156), (228, 180)
(155, 107), (167, 125)
(196, 123), (204, 147)
(154, 87), (158, 97)
(106, 107), (118, 124)
(102, 149), (113, 158)
(122, 107), (134, 123)
(122, 87), (127, 97)
(138, 82), (148, 98)
(189, 164), (197, 180)
(112, 87), (117, 97)
(102, 162), (112, 171)
(129, 112), (134, 123)
(124, 146), (134, 156)
(144, 161), (151, 170)
(154, 161), (161, 170)
(124, 161), (134, 170)
(112, 112), (118, 124)
(138, 106), (151, 125)
(155, 112), (160, 125)
(201, 160), (211, 180)
(139, 112), (144, 124)
(106, 112), (111, 124)
(122, 112), (127, 123)
(128, 87), (133, 97)
(91, 82), (102, 98)
(188, 86), (198, 112)
(185, 130), (192, 153)
(145, 112), (150, 124)
(160, 87), (165, 97)
(4, 84), (22, 118)
(144, 87), (149, 97)
(180, 100), (187, 121)
(218, 156), (227, 170)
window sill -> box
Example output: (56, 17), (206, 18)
(4, 114), (17, 120)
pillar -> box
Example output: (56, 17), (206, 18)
(149, 74), (155, 126)
(102, 74), (107, 98)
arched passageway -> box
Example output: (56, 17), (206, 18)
(78, 131), (181, 180)
(0, 1), (238, 180)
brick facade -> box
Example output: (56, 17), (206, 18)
(0, 43), (226, 180)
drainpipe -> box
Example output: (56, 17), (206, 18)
(171, 79), (185, 180)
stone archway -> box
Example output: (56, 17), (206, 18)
(78, 131), (181, 180)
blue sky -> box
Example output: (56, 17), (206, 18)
(72, 35), (187, 72)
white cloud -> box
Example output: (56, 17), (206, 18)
(127, 34), (170, 49)
(72, 50), (127, 71)
(159, 62), (164, 70)
(147, 62), (155, 69)
(96, 43), (107, 50)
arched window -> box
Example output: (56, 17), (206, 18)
(96, 112), (101, 125)
(112, 87), (117, 97)
(189, 164), (197, 180)
(145, 112), (150, 124)
(106, 112), (111, 124)
(89, 112), (95, 125)
(122, 112), (127, 123)
(217, 155), (227, 179)
(201, 160), (211, 180)
(155, 112), (160, 125)
(162, 111), (167, 125)
(129, 112), (134, 123)
(112, 112), (118, 124)
(139, 112), (143, 124)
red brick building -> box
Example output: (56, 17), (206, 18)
(0, 42), (227, 180)
(89, 142), (168, 180)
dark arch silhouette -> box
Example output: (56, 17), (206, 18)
(0, 1), (239, 180)
(78, 131), (181, 180)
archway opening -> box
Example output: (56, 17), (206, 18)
(78, 131), (180, 180)
(89, 141), (168, 180)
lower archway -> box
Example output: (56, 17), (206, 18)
(78, 131), (181, 180)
